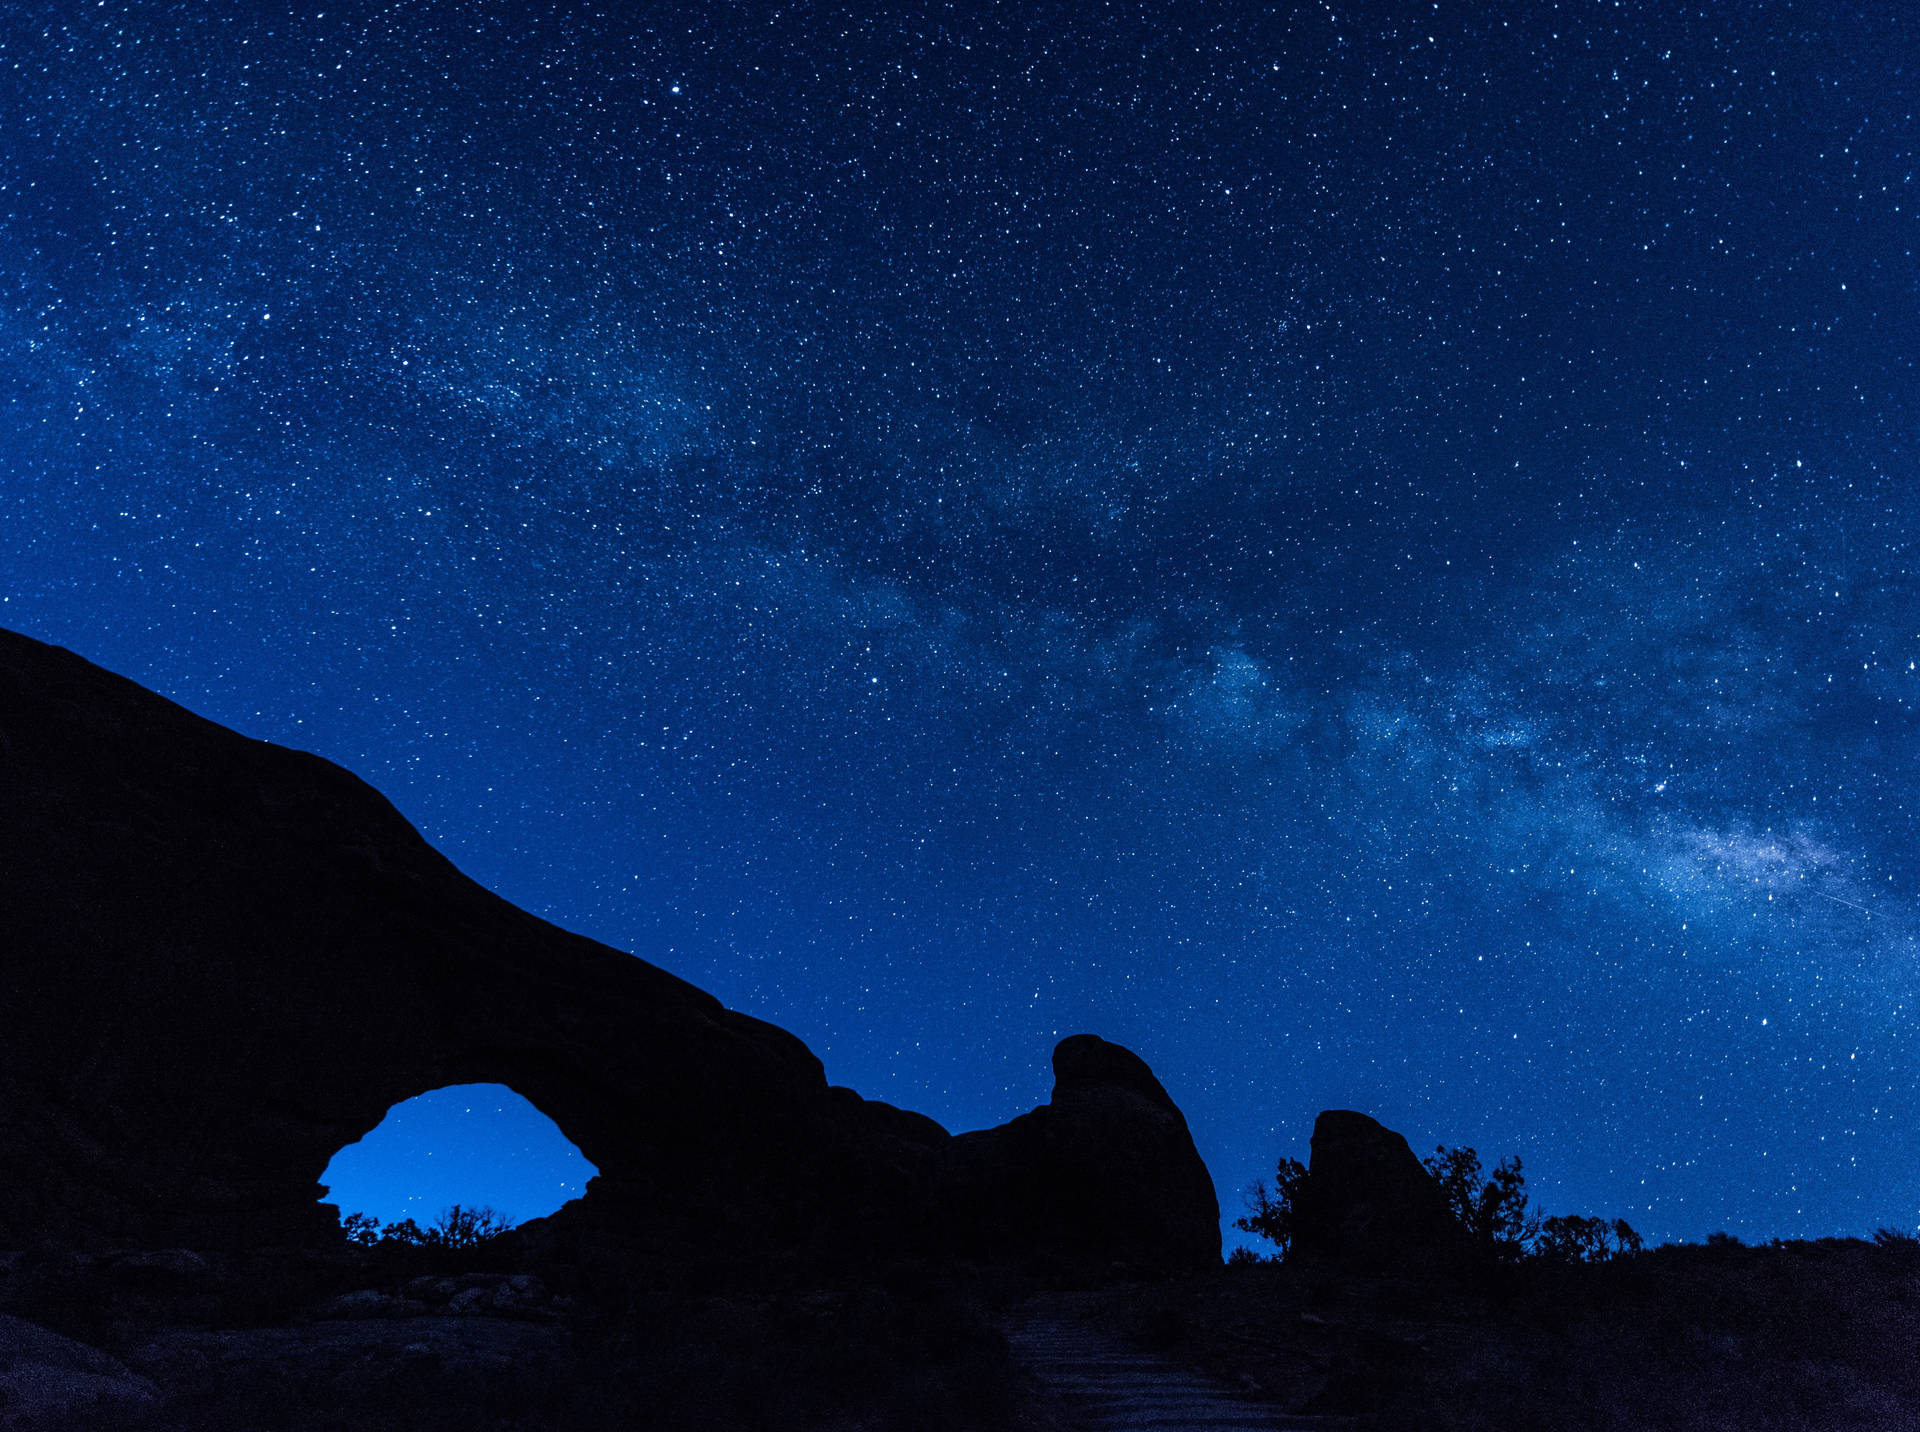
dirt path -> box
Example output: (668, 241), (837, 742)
(1006, 1304), (1359, 1431)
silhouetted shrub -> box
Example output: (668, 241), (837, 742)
(1235, 1156), (1309, 1257)
(1425, 1146), (1537, 1261)
(428, 1205), (514, 1248)
(1873, 1227), (1920, 1272)
(1536, 1213), (1644, 1263)
(340, 1204), (512, 1250)
(1419, 1145), (1643, 1264)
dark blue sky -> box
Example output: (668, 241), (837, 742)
(5, 0), (1917, 1245)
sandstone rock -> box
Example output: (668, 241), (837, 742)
(936, 1035), (1221, 1273)
(312, 1289), (427, 1321)
(399, 1277), (458, 1305)
(438, 1273), (556, 1319)
(104, 1250), (212, 1291)
(0, 628), (1218, 1280)
(0, 1312), (156, 1429)
(0, 629), (858, 1260)
(1292, 1110), (1461, 1268)
(124, 1316), (577, 1426)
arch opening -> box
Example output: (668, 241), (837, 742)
(321, 1083), (599, 1234)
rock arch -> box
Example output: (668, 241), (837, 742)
(0, 630), (839, 1256)
(0, 628), (1217, 1273)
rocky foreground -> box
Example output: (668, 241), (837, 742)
(1070, 1234), (1920, 1431)
(14, 1231), (1920, 1431)
(0, 1241), (1021, 1431)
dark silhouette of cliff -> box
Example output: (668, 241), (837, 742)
(0, 627), (1217, 1279)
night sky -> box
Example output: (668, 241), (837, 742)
(4, 0), (1917, 1246)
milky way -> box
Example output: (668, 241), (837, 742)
(4, 0), (1916, 1241)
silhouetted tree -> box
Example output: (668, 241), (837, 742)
(1537, 1213), (1643, 1263)
(426, 1204), (513, 1248)
(1235, 1156), (1309, 1258)
(1424, 1146), (1537, 1261)
(337, 1204), (512, 1250)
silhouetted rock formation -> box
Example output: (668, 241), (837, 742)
(936, 1035), (1221, 1274)
(0, 629), (1218, 1277)
(0, 1310), (157, 1425)
(1292, 1110), (1460, 1268)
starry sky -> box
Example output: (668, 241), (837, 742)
(4, 0), (1917, 1245)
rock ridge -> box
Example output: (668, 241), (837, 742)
(0, 628), (1218, 1276)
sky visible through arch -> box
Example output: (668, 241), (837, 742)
(3, 1), (1917, 1246)
(323, 1085), (599, 1229)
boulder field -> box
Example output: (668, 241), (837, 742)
(0, 628), (1218, 1275)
